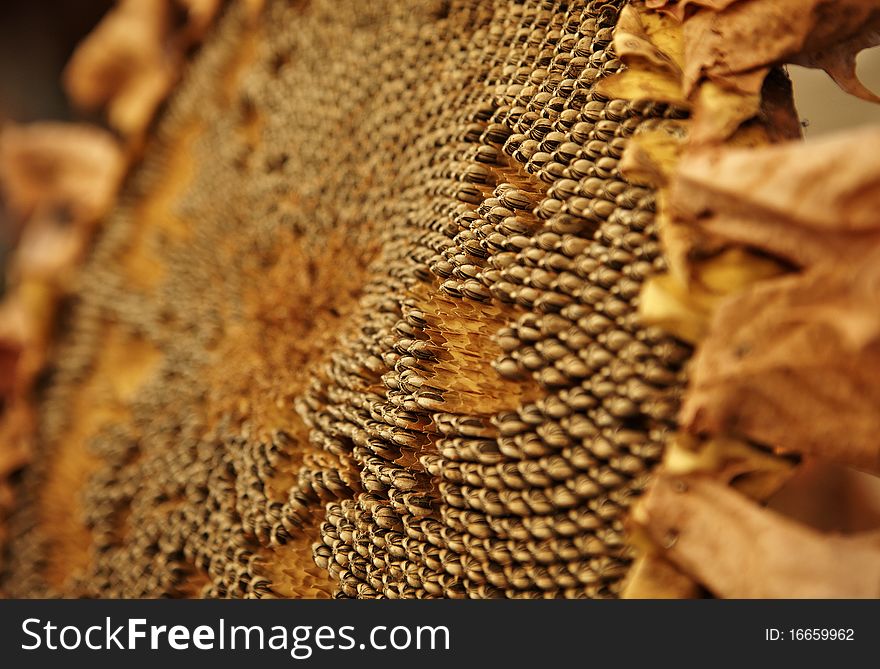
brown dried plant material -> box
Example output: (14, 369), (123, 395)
(0, 123), (124, 229)
(0, 306), (25, 400)
(64, 0), (175, 137)
(623, 429), (795, 597)
(623, 553), (701, 599)
(0, 121), (125, 566)
(639, 246), (784, 344)
(669, 127), (880, 269)
(767, 461), (880, 534)
(682, 248), (880, 475)
(678, 0), (880, 102)
(0, 122), (123, 389)
(601, 3), (799, 145)
(2, 1), (690, 599)
(0, 401), (33, 558)
(177, 0), (223, 41)
(645, 0), (741, 21)
(662, 433), (796, 500)
(64, 0), (223, 137)
(615, 0), (872, 599)
(672, 137), (878, 479)
(598, 4), (689, 107)
(639, 474), (880, 598)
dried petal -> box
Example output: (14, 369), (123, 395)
(0, 123), (124, 224)
(619, 125), (688, 187)
(682, 248), (880, 474)
(645, 0), (743, 22)
(669, 127), (880, 268)
(596, 5), (690, 106)
(64, 0), (222, 136)
(679, 0), (880, 101)
(639, 474), (880, 598)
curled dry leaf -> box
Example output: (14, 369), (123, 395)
(0, 122), (124, 225)
(669, 126), (880, 269)
(645, 0), (742, 22)
(604, 3), (799, 144)
(596, 4), (690, 107)
(622, 553), (701, 599)
(638, 474), (880, 598)
(64, 0), (223, 137)
(639, 247), (784, 344)
(619, 124), (688, 188)
(681, 247), (880, 474)
(64, 0), (175, 137)
(679, 0), (880, 101)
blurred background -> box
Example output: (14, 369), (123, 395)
(0, 1), (112, 295)
(0, 1), (878, 293)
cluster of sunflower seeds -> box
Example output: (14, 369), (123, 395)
(2, 0), (690, 599)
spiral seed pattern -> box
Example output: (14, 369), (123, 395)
(2, 0), (690, 599)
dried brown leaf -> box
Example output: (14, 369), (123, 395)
(681, 247), (880, 474)
(612, 4), (799, 143)
(669, 126), (880, 268)
(639, 473), (880, 598)
(64, 0), (222, 137)
(645, 0), (743, 22)
(622, 554), (701, 599)
(679, 0), (880, 101)
(0, 122), (124, 225)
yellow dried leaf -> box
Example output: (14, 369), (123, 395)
(619, 125), (688, 187)
(639, 247), (784, 344)
(639, 274), (711, 344)
(594, 68), (690, 107)
(690, 79), (762, 144)
(615, 4), (685, 72)
(693, 247), (784, 295)
(598, 4), (690, 106)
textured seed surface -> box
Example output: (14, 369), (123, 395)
(1, 0), (690, 599)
